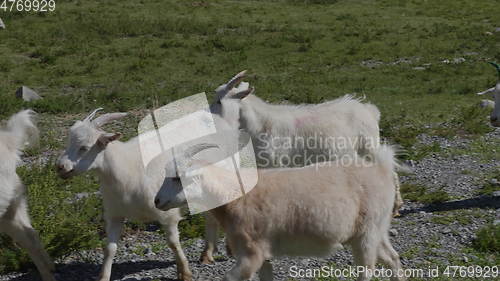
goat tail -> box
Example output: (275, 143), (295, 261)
(373, 144), (410, 174)
(6, 109), (39, 151)
(372, 144), (409, 217)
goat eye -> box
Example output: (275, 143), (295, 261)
(79, 146), (89, 152)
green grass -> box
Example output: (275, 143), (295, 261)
(400, 183), (451, 204)
(410, 141), (442, 161)
(1, 0), (499, 275)
(446, 135), (500, 162)
(0, 163), (101, 273)
(477, 169), (500, 196)
(382, 104), (494, 160)
(431, 214), (471, 226)
(1, 0), (499, 120)
(431, 106), (494, 138)
(178, 214), (206, 239)
(472, 224), (500, 253)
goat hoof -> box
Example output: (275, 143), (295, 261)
(200, 255), (215, 264)
(178, 272), (193, 281)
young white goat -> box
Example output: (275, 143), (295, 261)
(476, 62), (500, 127)
(155, 143), (405, 281)
(56, 109), (202, 281)
(0, 110), (56, 281)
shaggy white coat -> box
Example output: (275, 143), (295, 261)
(56, 110), (205, 281)
(0, 110), (55, 281)
(155, 144), (405, 281)
(205, 73), (404, 262)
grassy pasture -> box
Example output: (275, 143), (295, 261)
(0, 0), (499, 278)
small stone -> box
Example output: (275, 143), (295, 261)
(493, 191), (500, 197)
(495, 27), (500, 33)
(0, 18), (4, 29)
(15, 86), (42, 101)
(405, 160), (416, 167)
(442, 228), (452, 234)
(485, 31), (493, 36)
(489, 178), (499, 186)
(75, 192), (90, 200)
(453, 57), (466, 64)
(361, 60), (383, 68)
(493, 220), (500, 226)
(413, 66), (426, 71)
(463, 256), (469, 263)
(389, 229), (398, 236)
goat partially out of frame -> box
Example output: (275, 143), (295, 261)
(0, 110), (56, 281)
(476, 62), (500, 127)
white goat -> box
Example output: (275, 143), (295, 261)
(476, 62), (500, 127)
(56, 109), (203, 281)
(211, 72), (402, 206)
(202, 72), (403, 263)
(0, 110), (55, 281)
(211, 71), (382, 164)
(155, 143), (405, 281)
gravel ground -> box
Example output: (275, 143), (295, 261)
(1, 128), (499, 281)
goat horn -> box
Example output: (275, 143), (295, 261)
(174, 143), (220, 172)
(488, 62), (500, 79)
(226, 70), (247, 90)
(83, 108), (104, 122)
(92, 112), (128, 128)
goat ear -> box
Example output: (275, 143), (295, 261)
(97, 133), (122, 148)
(231, 87), (254, 100)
